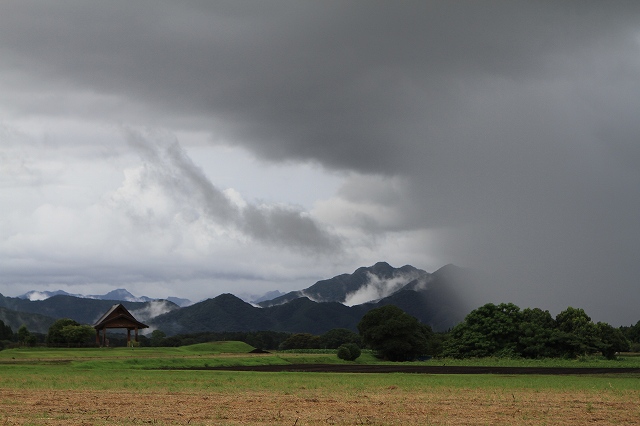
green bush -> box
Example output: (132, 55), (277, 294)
(337, 343), (361, 361)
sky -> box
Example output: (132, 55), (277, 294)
(2, 1), (640, 325)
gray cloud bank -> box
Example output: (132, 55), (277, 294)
(2, 2), (640, 324)
(124, 129), (341, 253)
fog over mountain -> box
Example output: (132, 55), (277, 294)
(259, 262), (429, 307)
(2, 2), (640, 326)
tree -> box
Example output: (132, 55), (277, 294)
(47, 319), (94, 347)
(596, 322), (630, 359)
(555, 307), (599, 357)
(517, 308), (559, 358)
(443, 303), (523, 358)
(17, 325), (32, 347)
(620, 320), (640, 352)
(0, 320), (13, 341)
(337, 343), (361, 361)
(61, 325), (95, 347)
(358, 305), (431, 361)
(47, 319), (78, 346)
(150, 330), (167, 347)
(279, 333), (321, 350)
(319, 328), (362, 349)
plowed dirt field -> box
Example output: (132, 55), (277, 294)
(1, 385), (638, 425)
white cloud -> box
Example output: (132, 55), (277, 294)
(343, 272), (411, 306)
(0, 122), (368, 302)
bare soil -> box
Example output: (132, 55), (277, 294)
(1, 386), (638, 425)
(2, 365), (639, 425)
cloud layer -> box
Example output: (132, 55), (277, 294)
(2, 2), (640, 324)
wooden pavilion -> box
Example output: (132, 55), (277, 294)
(93, 304), (149, 347)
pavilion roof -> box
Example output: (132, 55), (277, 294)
(93, 303), (149, 329)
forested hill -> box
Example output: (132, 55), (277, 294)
(0, 293), (179, 330)
(150, 264), (474, 335)
(0, 307), (57, 334)
(1, 263), (476, 336)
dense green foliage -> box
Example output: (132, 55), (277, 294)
(16, 325), (36, 347)
(149, 329), (166, 346)
(279, 333), (321, 350)
(277, 329), (363, 350)
(358, 305), (432, 361)
(146, 328), (363, 351)
(318, 328), (362, 349)
(147, 330), (291, 350)
(46, 319), (95, 347)
(336, 343), (361, 361)
(443, 303), (630, 359)
(620, 320), (640, 352)
(597, 322), (630, 359)
(0, 319), (12, 340)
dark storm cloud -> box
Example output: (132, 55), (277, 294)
(3, 2), (640, 323)
(2, 2), (637, 169)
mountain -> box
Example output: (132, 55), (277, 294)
(266, 297), (365, 334)
(150, 264), (475, 335)
(166, 297), (193, 307)
(4, 262), (475, 337)
(251, 290), (285, 304)
(150, 294), (275, 335)
(89, 289), (154, 303)
(396, 263), (476, 331)
(18, 288), (192, 306)
(0, 293), (180, 326)
(18, 290), (77, 301)
(150, 294), (366, 335)
(0, 307), (58, 334)
(258, 262), (429, 307)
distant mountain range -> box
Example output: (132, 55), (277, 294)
(1, 262), (477, 336)
(18, 288), (192, 307)
(150, 262), (474, 335)
(0, 293), (180, 334)
(258, 262), (429, 307)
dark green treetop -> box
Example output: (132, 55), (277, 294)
(358, 305), (431, 361)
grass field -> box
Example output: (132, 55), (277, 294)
(1, 344), (639, 425)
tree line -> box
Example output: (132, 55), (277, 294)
(2, 302), (640, 361)
(442, 303), (630, 359)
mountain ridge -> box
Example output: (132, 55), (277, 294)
(17, 288), (192, 307)
(2, 262), (475, 336)
(150, 263), (473, 334)
(258, 261), (430, 307)
(0, 293), (180, 330)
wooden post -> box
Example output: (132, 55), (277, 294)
(135, 327), (139, 342)
(96, 329), (100, 346)
(127, 329), (131, 346)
